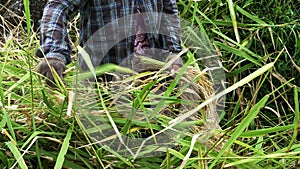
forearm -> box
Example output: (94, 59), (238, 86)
(161, 0), (182, 53)
(36, 0), (84, 64)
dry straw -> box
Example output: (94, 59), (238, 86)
(111, 54), (221, 134)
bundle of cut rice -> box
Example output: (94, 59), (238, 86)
(115, 55), (221, 131)
(75, 11), (224, 154)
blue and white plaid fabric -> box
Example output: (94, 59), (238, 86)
(36, 0), (182, 69)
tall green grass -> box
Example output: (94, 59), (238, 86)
(0, 0), (299, 168)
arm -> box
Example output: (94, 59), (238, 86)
(161, 0), (182, 53)
(36, 0), (85, 64)
(161, 0), (183, 68)
(36, 0), (86, 87)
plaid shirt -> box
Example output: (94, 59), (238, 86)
(36, 0), (182, 68)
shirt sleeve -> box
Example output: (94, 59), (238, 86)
(161, 0), (182, 53)
(36, 0), (87, 64)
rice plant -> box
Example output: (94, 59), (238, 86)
(0, 0), (299, 168)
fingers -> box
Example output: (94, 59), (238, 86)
(45, 71), (55, 87)
(165, 53), (183, 75)
(171, 64), (181, 72)
(37, 61), (50, 77)
(37, 57), (66, 87)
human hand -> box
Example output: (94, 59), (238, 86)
(166, 53), (183, 73)
(170, 64), (181, 73)
(37, 57), (66, 87)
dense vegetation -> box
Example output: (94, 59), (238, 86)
(0, 0), (299, 168)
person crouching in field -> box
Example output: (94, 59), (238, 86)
(36, 0), (184, 86)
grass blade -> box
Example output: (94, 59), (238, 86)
(227, 0), (240, 43)
(236, 5), (268, 25)
(240, 124), (294, 137)
(54, 127), (73, 169)
(23, 0), (32, 41)
(6, 141), (28, 169)
(102, 145), (134, 167)
(286, 87), (299, 152)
